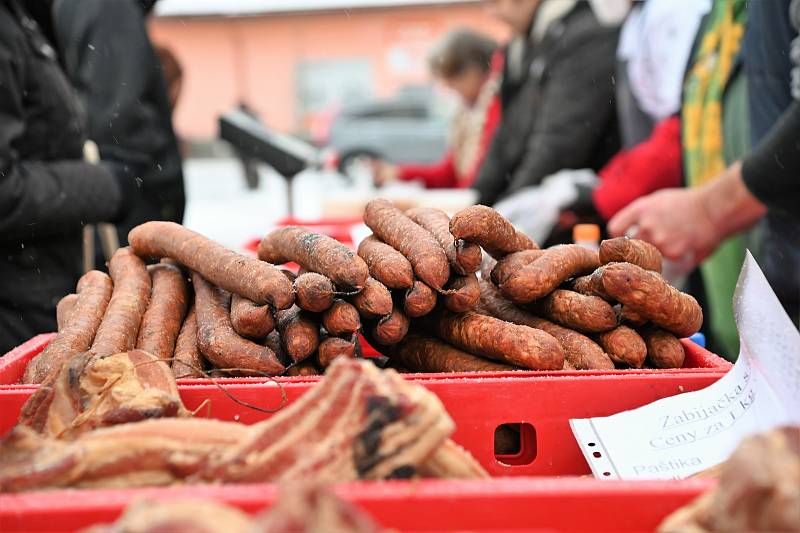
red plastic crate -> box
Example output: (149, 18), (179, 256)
(0, 477), (715, 532)
(0, 370), (724, 476)
(0, 335), (731, 388)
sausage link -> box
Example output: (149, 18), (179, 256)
(230, 294), (275, 340)
(275, 306), (321, 363)
(403, 281), (437, 318)
(349, 277), (392, 318)
(317, 335), (357, 368)
(23, 271), (113, 383)
(364, 199), (450, 290)
(477, 279), (612, 370)
(321, 299), (361, 335)
(372, 306), (410, 345)
(528, 289), (617, 333)
(387, 333), (517, 373)
(56, 293), (78, 332)
(129, 221), (293, 309)
(172, 306), (204, 378)
(442, 273), (480, 313)
(599, 237), (662, 272)
(449, 205), (537, 258)
(357, 235), (414, 289)
(136, 264), (189, 360)
(193, 272), (285, 376)
(432, 309), (564, 370)
(490, 249), (545, 286)
(500, 245), (600, 304)
(641, 326), (686, 368)
(595, 326), (647, 368)
(285, 359), (321, 377)
(91, 247), (151, 358)
(258, 226), (369, 290)
(293, 272), (335, 313)
(599, 263), (703, 337)
(405, 207), (481, 275)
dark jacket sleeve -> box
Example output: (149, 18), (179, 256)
(0, 22), (121, 243)
(741, 99), (800, 215)
(504, 25), (619, 197)
(58, 0), (171, 182)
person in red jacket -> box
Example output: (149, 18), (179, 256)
(374, 28), (501, 189)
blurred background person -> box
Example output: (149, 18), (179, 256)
(610, 0), (800, 329)
(495, 0), (708, 245)
(0, 0), (127, 352)
(472, 0), (621, 223)
(53, 0), (185, 264)
(373, 28), (501, 190)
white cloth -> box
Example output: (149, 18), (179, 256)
(618, 0), (711, 121)
(493, 169), (598, 244)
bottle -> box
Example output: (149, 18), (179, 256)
(573, 224), (600, 252)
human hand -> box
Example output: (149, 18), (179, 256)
(372, 161), (399, 187)
(608, 187), (720, 263)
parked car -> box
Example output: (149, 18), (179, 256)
(325, 87), (452, 177)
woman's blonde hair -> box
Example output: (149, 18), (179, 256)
(429, 28), (497, 79)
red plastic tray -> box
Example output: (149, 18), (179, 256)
(0, 335), (731, 388)
(0, 370), (724, 476)
(0, 477), (715, 532)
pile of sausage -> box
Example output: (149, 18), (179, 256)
(21, 199), (704, 382)
(359, 201), (703, 372)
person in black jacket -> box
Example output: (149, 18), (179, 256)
(0, 0), (127, 353)
(473, 0), (620, 206)
(53, 0), (185, 256)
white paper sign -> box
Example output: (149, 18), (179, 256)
(570, 252), (800, 480)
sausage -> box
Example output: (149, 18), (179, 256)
(262, 330), (289, 366)
(476, 279), (612, 370)
(275, 306), (321, 363)
(293, 272), (335, 313)
(23, 271), (113, 383)
(403, 281), (437, 318)
(56, 294), (78, 332)
(129, 221), (294, 309)
(449, 205), (538, 258)
(432, 309), (564, 370)
(357, 235), (414, 289)
(595, 326), (647, 368)
(641, 326), (686, 368)
(490, 249), (545, 286)
(405, 207), (482, 275)
(230, 294), (275, 340)
(257, 226), (369, 291)
(285, 359), (321, 377)
(386, 333), (517, 373)
(528, 289), (617, 333)
(442, 273), (481, 313)
(364, 198), (450, 290)
(570, 271), (610, 301)
(619, 305), (648, 327)
(172, 306), (204, 378)
(316, 335), (357, 368)
(349, 277), (392, 319)
(91, 247), (152, 358)
(193, 272), (285, 376)
(372, 306), (410, 345)
(500, 245), (600, 304)
(136, 264), (189, 360)
(599, 237), (662, 272)
(598, 263), (703, 337)
(321, 299), (361, 335)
